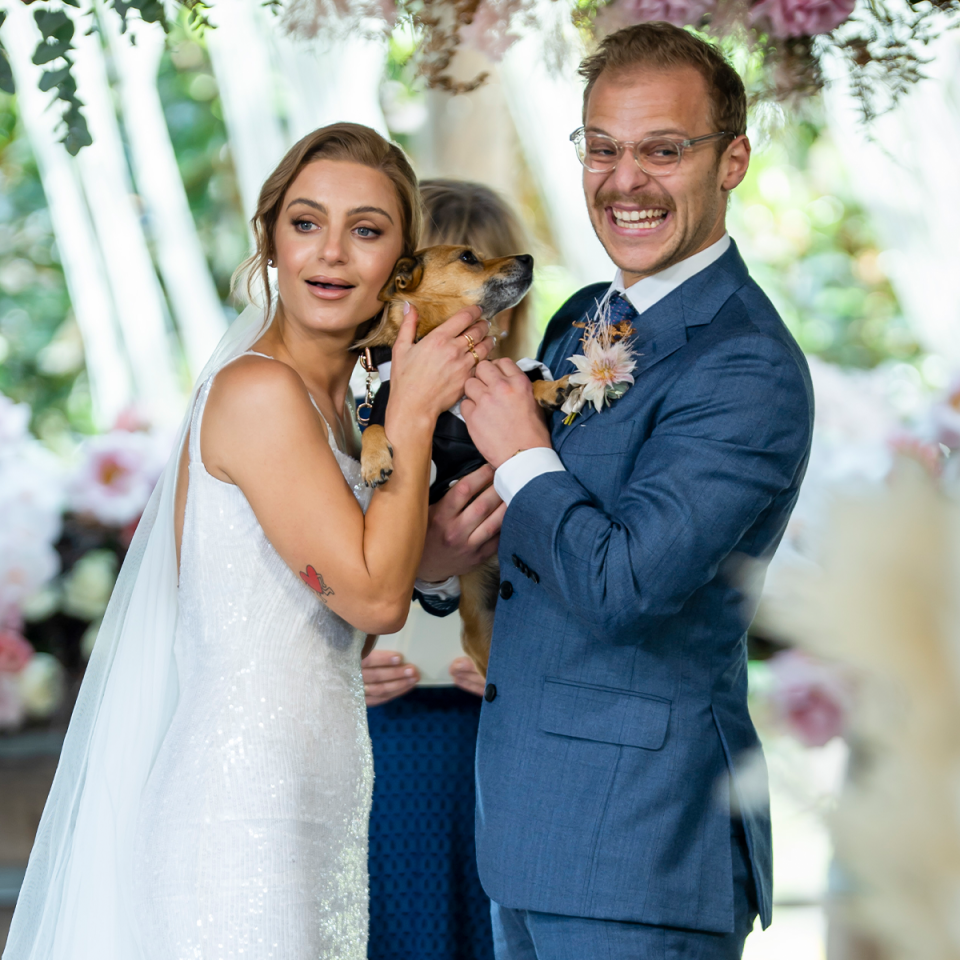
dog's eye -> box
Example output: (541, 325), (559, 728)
(459, 250), (479, 266)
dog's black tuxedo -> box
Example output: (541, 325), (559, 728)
(363, 346), (549, 504)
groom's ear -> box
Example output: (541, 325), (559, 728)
(379, 256), (424, 302)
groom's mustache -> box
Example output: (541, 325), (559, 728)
(594, 191), (676, 212)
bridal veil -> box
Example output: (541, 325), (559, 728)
(3, 304), (272, 960)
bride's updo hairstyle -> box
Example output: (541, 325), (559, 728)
(237, 122), (422, 318)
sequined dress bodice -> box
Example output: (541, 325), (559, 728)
(133, 355), (374, 959)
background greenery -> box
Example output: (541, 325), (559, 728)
(0, 29), (924, 442)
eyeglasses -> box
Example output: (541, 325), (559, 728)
(570, 127), (735, 175)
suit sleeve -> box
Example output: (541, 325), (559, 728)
(503, 331), (812, 640)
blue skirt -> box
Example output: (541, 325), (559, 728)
(367, 686), (494, 960)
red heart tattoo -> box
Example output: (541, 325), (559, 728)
(300, 565), (334, 600)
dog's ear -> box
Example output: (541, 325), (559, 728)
(378, 256), (424, 302)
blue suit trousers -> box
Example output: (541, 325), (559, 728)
(491, 821), (757, 960)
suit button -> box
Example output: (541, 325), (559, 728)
(499, 581), (514, 600)
(484, 683), (497, 703)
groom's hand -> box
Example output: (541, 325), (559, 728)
(417, 464), (504, 582)
(461, 359), (552, 469)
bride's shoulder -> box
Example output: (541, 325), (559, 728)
(203, 355), (315, 441)
(209, 354), (309, 412)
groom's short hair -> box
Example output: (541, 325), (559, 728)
(579, 23), (747, 141)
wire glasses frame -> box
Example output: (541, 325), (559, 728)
(570, 127), (736, 175)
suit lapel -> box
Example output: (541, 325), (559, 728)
(550, 242), (750, 452)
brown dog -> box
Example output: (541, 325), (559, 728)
(354, 245), (571, 675)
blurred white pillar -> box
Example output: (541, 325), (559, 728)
(69, 7), (183, 424)
(0, 3), (133, 429)
(500, 5), (614, 287)
(206, 0), (289, 222)
(103, 10), (228, 380)
(272, 28), (390, 141)
(823, 36), (960, 366)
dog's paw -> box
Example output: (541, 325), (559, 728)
(362, 457), (394, 488)
(360, 425), (395, 488)
(532, 375), (573, 410)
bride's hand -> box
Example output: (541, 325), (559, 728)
(388, 304), (494, 423)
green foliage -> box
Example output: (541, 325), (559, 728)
(729, 115), (918, 369)
(30, 3), (92, 155)
(0, 94), (86, 438)
(0, 16), (246, 442)
(0, 13), (15, 97)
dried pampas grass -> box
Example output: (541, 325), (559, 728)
(765, 458), (960, 960)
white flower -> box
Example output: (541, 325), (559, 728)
(69, 430), (164, 527)
(568, 338), (637, 413)
(0, 392), (65, 627)
(18, 652), (66, 720)
(62, 549), (118, 621)
(0, 439), (66, 545)
(0, 535), (61, 628)
(0, 394), (30, 446)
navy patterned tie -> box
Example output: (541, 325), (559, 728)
(603, 290), (640, 331)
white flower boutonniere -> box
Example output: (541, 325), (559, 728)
(561, 303), (638, 425)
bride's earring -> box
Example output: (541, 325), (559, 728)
(267, 258), (275, 267)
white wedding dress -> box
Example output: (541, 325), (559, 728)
(132, 353), (374, 959)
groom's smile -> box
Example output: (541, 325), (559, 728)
(582, 64), (750, 286)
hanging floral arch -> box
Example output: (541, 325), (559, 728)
(1, 0), (958, 153)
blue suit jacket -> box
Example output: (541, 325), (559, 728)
(474, 241), (813, 933)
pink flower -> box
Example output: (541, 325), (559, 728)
(69, 430), (164, 527)
(597, 0), (716, 31)
(0, 629), (34, 674)
(768, 649), (850, 747)
(750, 0), (855, 37)
(888, 433), (943, 477)
(460, 0), (522, 61)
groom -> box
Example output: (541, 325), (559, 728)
(455, 21), (814, 960)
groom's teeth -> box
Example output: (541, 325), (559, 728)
(613, 208), (667, 229)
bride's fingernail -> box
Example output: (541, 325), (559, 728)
(403, 301), (411, 315)
(404, 667), (416, 677)
(391, 656), (402, 664)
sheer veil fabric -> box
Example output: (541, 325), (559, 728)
(3, 304), (273, 960)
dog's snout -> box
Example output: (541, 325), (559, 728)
(515, 254), (533, 269)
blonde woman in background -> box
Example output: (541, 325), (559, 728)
(361, 179), (535, 960)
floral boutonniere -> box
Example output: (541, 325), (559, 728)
(561, 303), (638, 425)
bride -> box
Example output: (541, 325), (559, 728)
(3, 123), (492, 960)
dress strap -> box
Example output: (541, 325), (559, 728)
(188, 351), (275, 465)
(188, 378), (213, 464)
(308, 395), (337, 443)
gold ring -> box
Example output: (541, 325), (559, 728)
(461, 333), (477, 349)
(469, 346), (480, 364)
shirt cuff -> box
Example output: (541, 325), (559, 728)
(494, 447), (566, 506)
(414, 575), (461, 601)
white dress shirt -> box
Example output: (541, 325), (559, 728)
(493, 233), (731, 506)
